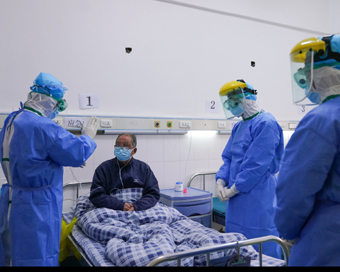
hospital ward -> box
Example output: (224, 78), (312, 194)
(1, 0), (340, 267)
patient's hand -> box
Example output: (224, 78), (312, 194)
(123, 202), (135, 211)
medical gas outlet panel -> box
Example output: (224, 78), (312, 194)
(0, 114), (299, 133)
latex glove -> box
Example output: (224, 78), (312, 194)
(223, 184), (239, 199)
(82, 117), (99, 139)
(216, 179), (228, 202)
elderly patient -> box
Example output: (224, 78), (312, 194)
(89, 133), (160, 211)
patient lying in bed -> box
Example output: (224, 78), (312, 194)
(74, 188), (260, 266)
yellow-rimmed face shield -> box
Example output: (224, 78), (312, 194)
(290, 37), (326, 105)
(219, 81), (247, 119)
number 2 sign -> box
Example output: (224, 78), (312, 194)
(79, 94), (99, 109)
(205, 100), (219, 113)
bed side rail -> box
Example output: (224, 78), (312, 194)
(187, 171), (217, 190)
(146, 235), (289, 267)
(63, 181), (93, 199)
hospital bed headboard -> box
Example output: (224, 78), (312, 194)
(63, 181), (93, 199)
(187, 172), (217, 191)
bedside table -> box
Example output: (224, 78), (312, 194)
(159, 187), (212, 228)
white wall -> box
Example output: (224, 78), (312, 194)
(0, 0), (336, 121)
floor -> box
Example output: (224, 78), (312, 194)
(60, 257), (82, 267)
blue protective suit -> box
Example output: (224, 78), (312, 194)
(0, 108), (97, 266)
(275, 96), (340, 266)
(216, 112), (284, 258)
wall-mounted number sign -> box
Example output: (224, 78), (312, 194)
(205, 100), (219, 113)
(79, 94), (99, 109)
(297, 105), (315, 116)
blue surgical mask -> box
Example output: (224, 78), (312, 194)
(48, 109), (59, 119)
(304, 83), (320, 104)
(307, 91), (320, 104)
(229, 102), (245, 116)
(114, 147), (133, 162)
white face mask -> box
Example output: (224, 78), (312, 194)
(310, 66), (340, 103)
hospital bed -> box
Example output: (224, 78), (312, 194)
(62, 181), (288, 267)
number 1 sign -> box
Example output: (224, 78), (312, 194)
(79, 94), (99, 109)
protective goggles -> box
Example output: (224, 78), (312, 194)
(223, 95), (243, 111)
(55, 97), (68, 112)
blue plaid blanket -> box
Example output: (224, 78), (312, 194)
(74, 188), (259, 266)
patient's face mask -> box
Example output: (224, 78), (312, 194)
(114, 147), (134, 162)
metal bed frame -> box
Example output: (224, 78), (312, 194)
(63, 181), (94, 266)
(62, 178), (289, 267)
(187, 171), (217, 190)
(147, 235), (289, 266)
(187, 171), (226, 226)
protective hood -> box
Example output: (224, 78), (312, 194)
(24, 92), (58, 118)
(242, 99), (262, 120)
(310, 66), (340, 103)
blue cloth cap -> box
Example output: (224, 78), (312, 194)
(313, 35), (340, 70)
(30, 73), (68, 99)
(244, 81), (257, 100)
(244, 81), (254, 91)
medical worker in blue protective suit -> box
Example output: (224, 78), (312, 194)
(0, 72), (98, 266)
(275, 34), (340, 266)
(216, 80), (284, 259)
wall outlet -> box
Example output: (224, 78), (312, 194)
(217, 121), (226, 128)
(100, 119), (112, 128)
(179, 121), (192, 128)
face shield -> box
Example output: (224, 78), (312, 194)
(290, 37), (326, 105)
(220, 87), (246, 119)
(290, 52), (316, 105)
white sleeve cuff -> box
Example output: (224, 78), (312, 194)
(231, 184), (239, 194)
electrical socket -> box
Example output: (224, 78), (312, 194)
(100, 119), (112, 128)
(179, 121), (192, 128)
(217, 121), (226, 128)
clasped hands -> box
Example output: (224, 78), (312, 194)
(123, 202), (135, 212)
(216, 179), (239, 202)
